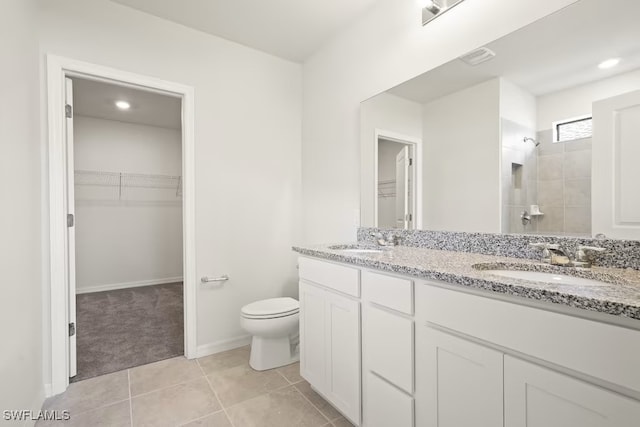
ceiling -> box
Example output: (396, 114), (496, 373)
(109, 0), (378, 62)
(72, 78), (182, 129)
(387, 0), (640, 104)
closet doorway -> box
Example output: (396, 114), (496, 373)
(47, 56), (196, 395)
(374, 130), (422, 230)
(70, 77), (183, 381)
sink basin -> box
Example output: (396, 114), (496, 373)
(328, 244), (390, 255)
(339, 248), (386, 254)
(486, 270), (610, 287)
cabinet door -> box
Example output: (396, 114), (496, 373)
(325, 291), (361, 425)
(505, 356), (640, 427)
(299, 281), (326, 389)
(423, 327), (503, 427)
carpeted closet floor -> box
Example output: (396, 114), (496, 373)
(72, 282), (184, 382)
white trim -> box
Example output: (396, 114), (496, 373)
(46, 54), (197, 396)
(373, 128), (423, 229)
(76, 277), (184, 294)
(196, 335), (253, 358)
(44, 383), (53, 399)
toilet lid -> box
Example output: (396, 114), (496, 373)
(241, 297), (299, 317)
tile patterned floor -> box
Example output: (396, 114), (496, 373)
(38, 346), (354, 427)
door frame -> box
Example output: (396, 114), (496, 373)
(373, 128), (423, 229)
(46, 54), (197, 395)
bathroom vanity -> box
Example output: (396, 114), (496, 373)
(294, 235), (640, 427)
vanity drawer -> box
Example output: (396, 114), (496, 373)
(365, 372), (414, 427)
(298, 257), (360, 297)
(367, 305), (414, 393)
(363, 270), (413, 314)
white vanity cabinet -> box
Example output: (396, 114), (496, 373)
(298, 257), (361, 425)
(297, 255), (640, 427)
(417, 282), (640, 427)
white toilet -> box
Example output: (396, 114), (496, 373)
(240, 297), (300, 371)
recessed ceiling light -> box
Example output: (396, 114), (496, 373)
(598, 58), (620, 69)
(115, 100), (130, 110)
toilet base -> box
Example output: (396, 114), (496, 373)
(249, 334), (300, 371)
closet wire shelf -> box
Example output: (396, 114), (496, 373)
(378, 179), (396, 198)
(75, 170), (182, 201)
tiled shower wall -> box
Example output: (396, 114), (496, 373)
(535, 129), (591, 235)
(501, 119), (538, 234)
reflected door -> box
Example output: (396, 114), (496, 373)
(395, 146), (410, 229)
(593, 89), (640, 239)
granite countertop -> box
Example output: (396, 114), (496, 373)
(292, 243), (640, 321)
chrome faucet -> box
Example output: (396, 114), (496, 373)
(530, 242), (606, 268)
(572, 246), (606, 268)
(530, 243), (571, 266)
(370, 232), (400, 247)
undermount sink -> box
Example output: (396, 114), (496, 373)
(340, 248), (386, 254)
(485, 269), (610, 287)
(328, 244), (390, 254)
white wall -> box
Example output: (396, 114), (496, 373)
(73, 116), (183, 292)
(302, 0), (577, 242)
(537, 68), (640, 130)
(39, 0), (302, 386)
(422, 78), (501, 232)
(0, 0), (44, 416)
(500, 78), (537, 131)
(360, 92), (422, 228)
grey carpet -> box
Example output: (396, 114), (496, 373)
(72, 282), (184, 382)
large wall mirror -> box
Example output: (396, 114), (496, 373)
(360, 0), (640, 240)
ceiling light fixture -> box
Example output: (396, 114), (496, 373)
(420, 0), (466, 26)
(115, 100), (131, 110)
(598, 58), (620, 69)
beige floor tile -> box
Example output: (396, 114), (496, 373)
(207, 363), (289, 407)
(277, 362), (303, 384)
(198, 346), (251, 375)
(227, 385), (328, 427)
(42, 370), (129, 415)
(294, 381), (342, 421)
(130, 356), (203, 396)
(132, 377), (221, 427)
(37, 400), (131, 427)
(331, 416), (355, 427)
(181, 410), (233, 427)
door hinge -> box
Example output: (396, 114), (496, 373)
(67, 214), (74, 227)
(69, 322), (76, 337)
(409, 158), (413, 166)
(406, 213), (412, 221)
(65, 104), (73, 118)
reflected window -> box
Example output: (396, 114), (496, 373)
(553, 116), (593, 142)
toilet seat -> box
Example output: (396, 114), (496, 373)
(241, 297), (299, 319)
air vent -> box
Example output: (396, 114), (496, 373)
(458, 47), (496, 66)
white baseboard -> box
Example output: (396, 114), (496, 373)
(195, 335), (252, 358)
(76, 276), (183, 294)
